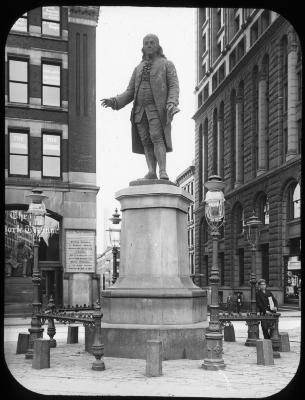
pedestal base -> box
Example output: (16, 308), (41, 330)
(202, 331), (225, 370)
(96, 321), (209, 360)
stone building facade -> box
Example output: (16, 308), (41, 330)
(4, 6), (100, 315)
(176, 165), (195, 277)
(193, 8), (301, 305)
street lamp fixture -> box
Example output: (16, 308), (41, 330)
(106, 208), (121, 284)
(244, 210), (262, 347)
(25, 188), (48, 359)
(202, 175), (225, 370)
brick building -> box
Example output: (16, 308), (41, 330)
(4, 6), (100, 315)
(176, 164), (195, 277)
(193, 8), (301, 305)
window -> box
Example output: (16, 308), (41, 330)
(258, 194), (269, 225)
(252, 66), (259, 175)
(202, 63), (206, 76)
(234, 14), (240, 34)
(8, 131), (29, 176)
(42, 63), (61, 106)
(216, 41), (221, 59)
(281, 36), (288, 160)
(11, 12), (28, 32)
(42, 6), (60, 36)
(261, 10), (270, 31)
(231, 89), (236, 183)
(212, 73), (218, 91)
(42, 133), (61, 178)
(219, 63), (225, 83)
(237, 39), (245, 60)
(202, 33), (206, 54)
(190, 182), (194, 195)
(293, 184), (301, 219)
(198, 92), (203, 107)
(287, 183), (301, 220)
(250, 21), (259, 46)
(229, 50), (236, 71)
(203, 84), (209, 101)
(216, 9), (222, 31)
(8, 58), (28, 103)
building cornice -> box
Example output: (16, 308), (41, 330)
(176, 165), (195, 185)
(68, 6), (100, 26)
(5, 179), (100, 193)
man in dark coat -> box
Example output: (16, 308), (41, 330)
(256, 278), (278, 339)
(101, 33), (180, 180)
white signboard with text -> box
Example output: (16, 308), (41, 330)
(65, 230), (95, 273)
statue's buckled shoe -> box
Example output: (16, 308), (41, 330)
(144, 172), (158, 179)
(159, 171), (169, 180)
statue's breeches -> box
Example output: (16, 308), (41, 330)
(135, 110), (164, 147)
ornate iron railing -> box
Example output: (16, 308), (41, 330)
(35, 296), (105, 370)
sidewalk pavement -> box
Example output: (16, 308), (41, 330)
(3, 314), (301, 398)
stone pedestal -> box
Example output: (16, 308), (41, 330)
(256, 339), (274, 365)
(67, 326), (79, 344)
(101, 181), (207, 359)
(32, 339), (50, 369)
(16, 332), (30, 354)
(146, 340), (162, 377)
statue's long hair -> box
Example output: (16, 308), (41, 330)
(141, 45), (166, 60)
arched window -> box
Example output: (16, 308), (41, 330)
(252, 66), (259, 176)
(262, 54), (270, 170)
(199, 123), (203, 202)
(287, 183), (301, 220)
(281, 36), (288, 160)
(5, 207), (60, 277)
(257, 193), (270, 225)
(237, 81), (244, 183)
(230, 89), (236, 185)
(213, 108), (218, 175)
(218, 101), (224, 178)
(203, 118), (209, 190)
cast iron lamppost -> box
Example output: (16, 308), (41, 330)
(202, 175), (225, 370)
(106, 208), (121, 285)
(25, 188), (48, 359)
(244, 210), (262, 347)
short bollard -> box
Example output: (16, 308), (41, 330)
(85, 324), (95, 353)
(256, 339), (274, 366)
(146, 340), (162, 377)
(16, 333), (30, 354)
(224, 323), (236, 342)
(279, 332), (290, 352)
(91, 301), (105, 371)
(32, 339), (50, 369)
(67, 325), (79, 344)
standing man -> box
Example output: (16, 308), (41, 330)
(101, 33), (180, 180)
(256, 278), (278, 339)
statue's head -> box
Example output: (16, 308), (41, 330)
(142, 33), (165, 59)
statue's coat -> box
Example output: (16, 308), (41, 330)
(115, 57), (179, 154)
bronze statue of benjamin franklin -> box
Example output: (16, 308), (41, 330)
(101, 34), (180, 180)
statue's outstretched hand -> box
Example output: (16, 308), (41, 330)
(100, 98), (116, 109)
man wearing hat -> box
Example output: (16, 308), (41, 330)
(101, 33), (180, 181)
(256, 278), (278, 339)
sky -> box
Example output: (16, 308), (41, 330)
(95, 6), (197, 252)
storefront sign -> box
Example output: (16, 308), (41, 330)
(65, 230), (95, 273)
